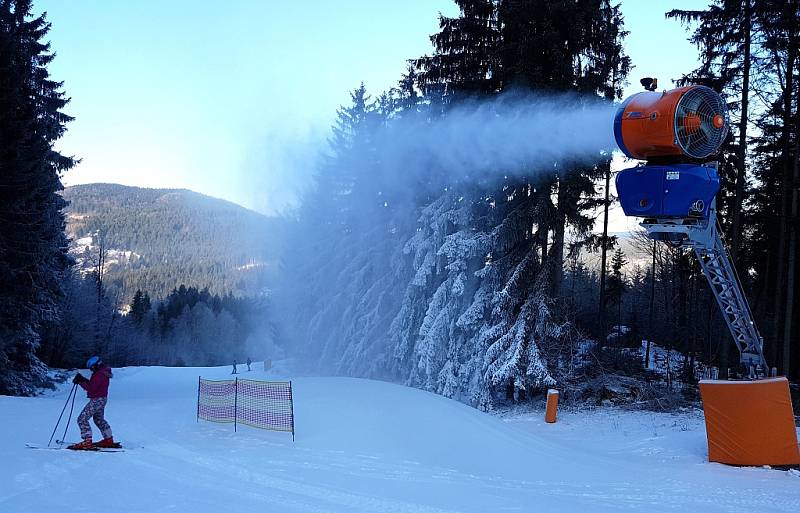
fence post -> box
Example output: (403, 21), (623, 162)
(289, 380), (295, 442)
(234, 377), (238, 433)
(196, 376), (200, 423)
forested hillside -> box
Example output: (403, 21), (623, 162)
(62, 184), (280, 303)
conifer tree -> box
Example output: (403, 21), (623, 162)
(0, 0), (75, 394)
(130, 289), (152, 324)
(498, 0), (629, 299)
(279, 83), (406, 374)
(414, 0), (500, 107)
(606, 248), (627, 333)
(667, 0), (758, 264)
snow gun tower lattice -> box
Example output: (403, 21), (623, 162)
(613, 79), (799, 467)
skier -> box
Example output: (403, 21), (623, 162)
(246, 357), (251, 372)
(232, 360), (238, 374)
(68, 356), (116, 450)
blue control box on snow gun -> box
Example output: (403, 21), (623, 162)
(615, 164), (720, 219)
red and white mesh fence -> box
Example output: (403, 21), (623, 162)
(197, 378), (294, 439)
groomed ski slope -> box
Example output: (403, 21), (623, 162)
(2, 366), (798, 513)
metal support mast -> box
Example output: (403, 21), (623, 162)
(639, 200), (767, 375)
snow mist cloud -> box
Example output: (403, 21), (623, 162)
(378, 93), (618, 184)
(268, 92), (620, 382)
(241, 92), (618, 216)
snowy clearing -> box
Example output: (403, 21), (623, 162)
(1, 366), (798, 513)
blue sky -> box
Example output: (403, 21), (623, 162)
(40, 0), (706, 215)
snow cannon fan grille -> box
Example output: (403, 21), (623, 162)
(674, 86), (728, 159)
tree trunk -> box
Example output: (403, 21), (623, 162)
(772, 36), (796, 366)
(782, 62), (799, 374)
(730, 0), (751, 263)
(550, 178), (566, 298)
(645, 240), (656, 367)
(758, 251), (775, 360)
(94, 232), (106, 353)
(783, 139), (798, 377)
(599, 165), (611, 339)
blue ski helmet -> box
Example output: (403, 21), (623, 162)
(86, 356), (101, 369)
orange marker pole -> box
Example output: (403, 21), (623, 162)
(545, 389), (559, 423)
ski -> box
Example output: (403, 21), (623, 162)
(25, 442), (126, 452)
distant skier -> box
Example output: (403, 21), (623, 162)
(232, 360), (238, 374)
(68, 356), (115, 450)
(246, 357), (251, 372)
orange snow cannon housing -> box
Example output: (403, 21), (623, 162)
(699, 378), (800, 467)
(613, 85), (728, 160)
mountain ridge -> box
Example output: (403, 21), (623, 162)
(61, 183), (280, 302)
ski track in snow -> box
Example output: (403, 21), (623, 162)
(1, 366), (798, 513)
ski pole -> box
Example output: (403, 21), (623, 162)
(58, 383), (79, 446)
(48, 383), (77, 447)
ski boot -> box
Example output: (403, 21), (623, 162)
(94, 437), (121, 449)
(67, 439), (96, 451)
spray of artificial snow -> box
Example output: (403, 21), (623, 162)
(378, 93), (618, 182)
(270, 92), (620, 390)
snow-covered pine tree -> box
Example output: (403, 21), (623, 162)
(277, 83), (412, 376)
(382, 178), (574, 408)
(0, 1), (75, 394)
(498, 0), (630, 300)
(461, 180), (568, 408)
(387, 188), (484, 391)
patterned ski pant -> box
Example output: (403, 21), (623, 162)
(77, 397), (112, 441)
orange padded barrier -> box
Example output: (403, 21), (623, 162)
(699, 377), (800, 466)
(545, 389), (559, 424)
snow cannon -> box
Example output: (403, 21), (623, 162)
(614, 85), (728, 221)
(613, 85), (728, 161)
(611, 79), (800, 469)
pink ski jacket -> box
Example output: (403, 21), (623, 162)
(80, 366), (112, 399)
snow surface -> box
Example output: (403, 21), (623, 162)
(2, 365), (798, 513)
